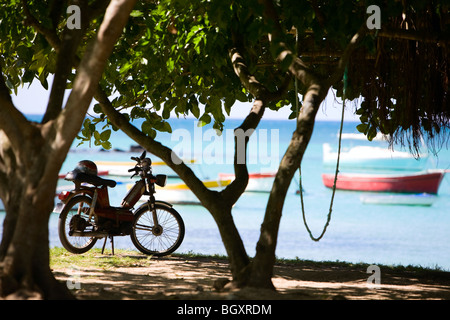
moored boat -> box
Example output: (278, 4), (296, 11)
(323, 143), (428, 171)
(95, 159), (195, 177)
(218, 172), (276, 193)
(133, 179), (231, 205)
(322, 170), (445, 194)
(360, 193), (437, 206)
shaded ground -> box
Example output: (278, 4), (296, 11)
(52, 252), (450, 300)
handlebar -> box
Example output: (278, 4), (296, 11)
(129, 151), (151, 177)
(127, 152), (166, 186)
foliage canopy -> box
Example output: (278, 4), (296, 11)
(100, 0), (449, 154)
(2, 1), (448, 154)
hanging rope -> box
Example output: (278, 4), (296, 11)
(297, 68), (348, 242)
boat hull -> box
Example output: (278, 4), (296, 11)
(322, 171), (445, 194)
(360, 193), (437, 206)
(218, 172), (275, 193)
(131, 179), (231, 205)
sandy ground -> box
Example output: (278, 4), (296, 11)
(52, 254), (450, 300)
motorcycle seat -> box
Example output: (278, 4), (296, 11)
(65, 171), (117, 188)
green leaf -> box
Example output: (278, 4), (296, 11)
(94, 131), (101, 141)
(356, 123), (368, 133)
(209, 95), (221, 111)
(93, 103), (103, 114)
(142, 121), (157, 139)
(101, 141), (112, 150)
(190, 102), (200, 118)
(130, 10), (143, 17)
(100, 129), (111, 141)
(367, 126), (377, 141)
(162, 121), (172, 133)
(162, 106), (171, 119)
(235, 90), (248, 103)
(197, 113), (211, 127)
(141, 120), (152, 134)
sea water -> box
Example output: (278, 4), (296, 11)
(1, 116), (450, 271)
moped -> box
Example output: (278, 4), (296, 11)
(55, 151), (184, 256)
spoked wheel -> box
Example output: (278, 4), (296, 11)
(58, 195), (98, 254)
(131, 203), (185, 256)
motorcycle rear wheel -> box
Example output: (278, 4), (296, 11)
(131, 203), (185, 256)
(58, 195), (98, 254)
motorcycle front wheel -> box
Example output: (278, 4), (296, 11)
(58, 195), (98, 254)
(131, 203), (185, 256)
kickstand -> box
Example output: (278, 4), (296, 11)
(101, 236), (115, 255)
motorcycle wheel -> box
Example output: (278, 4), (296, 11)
(58, 195), (98, 254)
(131, 203), (185, 256)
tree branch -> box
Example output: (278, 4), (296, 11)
(22, 0), (61, 50)
(94, 88), (219, 208)
(53, 0), (137, 154)
(223, 48), (268, 204)
(228, 47), (267, 99)
(23, 0), (112, 124)
(0, 65), (31, 151)
(224, 32), (292, 205)
(43, 0), (91, 123)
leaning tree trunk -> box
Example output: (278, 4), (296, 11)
(95, 87), (287, 286)
(96, 89), (253, 284)
(203, 199), (251, 285)
(243, 1), (366, 287)
(248, 85), (329, 288)
(0, 179), (71, 299)
(0, 125), (73, 299)
(0, 0), (137, 299)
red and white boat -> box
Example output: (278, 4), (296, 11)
(322, 170), (446, 194)
(219, 172), (276, 193)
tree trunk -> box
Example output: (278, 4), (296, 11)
(0, 0), (137, 299)
(248, 85), (329, 288)
(243, 1), (365, 288)
(96, 88), (283, 286)
(206, 201), (251, 285)
(0, 185), (73, 299)
(0, 129), (73, 299)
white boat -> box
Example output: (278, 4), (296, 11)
(95, 159), (195, 177)
(218, 172), (276, 193)
(323, 143), (428, 171)
(360, 193), (437, 206)
(133, 179), (231, 205)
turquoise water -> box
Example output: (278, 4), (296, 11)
(2, 116), (450, 270)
